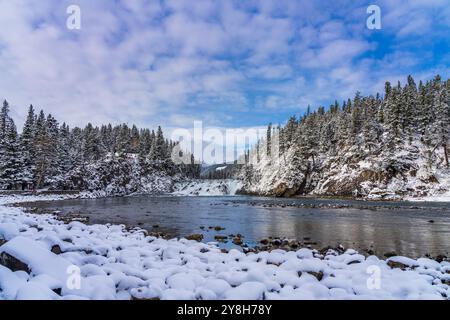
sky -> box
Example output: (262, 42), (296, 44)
(1, 0), (450, 134)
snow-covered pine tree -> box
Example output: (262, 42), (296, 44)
(139, 128), (152, 159)
(45, 114), (61, 180)
(130, 125), (140, 154)
(0, 101), (9, 188)
(19, 105), (36, 184)
(149, 126), (166, 160)
(431, 75), (450, 167)
(361, 97), (378, 153)
(404, 75), (418, 140)
(350, 92), (363, 146)
(83, 123), (102, 162)
(33, 110), (49, 189)
(266, 123), (272, 158)
(3, 120), (21, 189)
(69, 127), (84, 168)
(116, 124), (131, 155)
(0, 103), (21, 189)
(384, 82), (403, 151)
(337, 104), (350, 148)
(58, 123), (72, 173)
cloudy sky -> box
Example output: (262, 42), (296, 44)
(1, 0), (449, 132)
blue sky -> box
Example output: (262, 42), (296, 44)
(1, 0), (449, 132)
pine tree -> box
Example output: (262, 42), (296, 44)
(58, 123), (72, 173)
(34, 110), (51, 189)
(70, 127), (84, 167)
(350, 92), (362, 141)
(0, 108), (21, 189)
(116, 124), (131, 154)
(266, 123), (272, 158)
(139, 129), (152, 159)
(405, 75), (418, 137)
(431, 76), (450, 167)
(19, 105), (36, 183)
(385, 84), (403, 150)
(149, 126), (166, 160)
(0, 100), (10, 145)
(130, 125), (140, 154)
(83, 123), (101, 162)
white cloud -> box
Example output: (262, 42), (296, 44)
(0, 0), (448, 132)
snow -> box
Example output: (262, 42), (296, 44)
(386, 256), (420, 268)
(0, 193), (78, 206)
(15, 283), (60, 300)
(172, 179), (242, 196)
(241, 130), (450, 201)
(224, 282), (266, 300)
(0, 265), (27, 300)
(0, 223), (20, 241)
(406, 189), (450, 202)
(405, 169), (450, 202)
(0, 194), (449, 300)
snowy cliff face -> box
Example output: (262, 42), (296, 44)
(240, 76), (450, 200)
(51, 158), (179, 197)
(240, 133), (450, 200)
(312, 143), (449, 200)
(172, 179), (243, 196)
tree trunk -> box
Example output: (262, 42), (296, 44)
(444, 144), (449, 168)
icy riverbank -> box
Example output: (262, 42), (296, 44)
(0, 195), (449, 300)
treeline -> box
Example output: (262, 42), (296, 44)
(0, 103), (200, 190)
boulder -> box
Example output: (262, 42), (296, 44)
(0, 252), (31, 273)
(51, 245), (63, 255)
(384, 251), (397, 258)
(307, 271), (324, 281)
(271, 239), (282, 246)
(186, 234), (203, 242)
(214, 235), (227, 242)
(232, 238), (243, 246)
(387, 260), (408, 270)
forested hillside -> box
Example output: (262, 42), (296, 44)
(2, 74), (449, 199)
(241, 75), (450, 199)
(0, 103), (200, 195)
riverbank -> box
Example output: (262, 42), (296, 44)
(0, 194), (449, 300)
(10, 193), (450, 258)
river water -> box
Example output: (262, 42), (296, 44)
(25, 195), (450, 258)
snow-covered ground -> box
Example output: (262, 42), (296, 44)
(0, 194), (79, 206)
(0, 194), (449, 300)
(405, 171), (450, 202)
(242, 137), (450, 202)
(172, 180), (243, 196)
(407, 191), (450, 202)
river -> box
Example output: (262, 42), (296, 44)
(22, 195), (450, 258)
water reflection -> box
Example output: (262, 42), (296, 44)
(25, 195), (450, 258)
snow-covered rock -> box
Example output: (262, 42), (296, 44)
(172, 179), (242, 196)
(240, 137), (450, 200)
(51, 158), (180, 197)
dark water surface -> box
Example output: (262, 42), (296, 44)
(24, 195), (450, 258)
